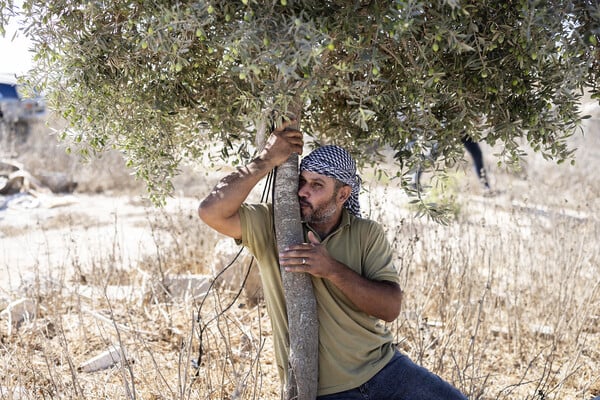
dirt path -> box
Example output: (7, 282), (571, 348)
(0, 193), (199, 293)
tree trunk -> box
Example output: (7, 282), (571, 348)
(273, 122), (319, 400)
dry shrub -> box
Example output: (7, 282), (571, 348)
(385, 208), (599, 399)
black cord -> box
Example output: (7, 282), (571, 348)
(192, 165), (276, 374)
(192, 249), (253, 371)
(270, 167), (277, 239)
(193, 117), (278, 374)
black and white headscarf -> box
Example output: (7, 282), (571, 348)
(300, 145), (362, 218)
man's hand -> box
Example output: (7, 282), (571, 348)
(279, 231), (402, 322)
(260, 119), (304, 168)
(279, 231), (340, 279)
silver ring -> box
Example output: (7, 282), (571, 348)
(302, 258), (306, 265)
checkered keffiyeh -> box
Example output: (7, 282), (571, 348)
(300, 145), (362, 218)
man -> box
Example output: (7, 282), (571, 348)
(198, 120), (467, 399)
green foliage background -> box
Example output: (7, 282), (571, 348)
(1, 0), (598, 202)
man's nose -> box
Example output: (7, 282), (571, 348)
(298, 184), (308, 198)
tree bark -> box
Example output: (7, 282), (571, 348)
(273, 124), (319, 400)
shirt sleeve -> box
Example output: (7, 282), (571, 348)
(238, 203), (273, 255)
(361, 220), (400, 284)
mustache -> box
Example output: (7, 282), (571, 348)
(299, 199), (312, 209)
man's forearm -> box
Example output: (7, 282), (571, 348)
(279, 231), (402, 322)
(328, 264), (403, 322)
(203, 157), (273, 215)
(199, 125), (303, 238)
(198, 156), (275, 238)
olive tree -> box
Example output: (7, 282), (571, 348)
(2, 0), (598, 398)
(2, 0), (597, 199)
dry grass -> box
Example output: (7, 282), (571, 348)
(1, 112), (599, 399)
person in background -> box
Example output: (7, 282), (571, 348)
(461, 135), (490, 190)
(411, 135), (491, 192)
(198, 120), (468, 399)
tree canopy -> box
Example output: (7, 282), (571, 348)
(1, 0), (598, 203)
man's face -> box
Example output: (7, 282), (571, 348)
(298, 171), (344, 224)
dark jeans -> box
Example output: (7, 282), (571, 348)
(461, 136), (489, 189)
(317, 351), (467, 400)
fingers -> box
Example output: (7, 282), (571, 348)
(307, 231), (320, 245)
(266, 119), (303, 155)
(274, 118), (298, 132)
(279, 242), (319, 273)
(273, 127), (303, 151)
(279, 245), (312, 262)
(280, 131), (303, 154)
(279, 255), (310, 269)
(280, 243), (308, 259)
(282, 241), (314, 252)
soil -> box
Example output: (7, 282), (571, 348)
(0, 192), (201, 293)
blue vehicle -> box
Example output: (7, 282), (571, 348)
(0, 80), (46, 124)
(0, 78), (46, 141)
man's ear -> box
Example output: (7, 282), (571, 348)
(338, 185), (352, 204)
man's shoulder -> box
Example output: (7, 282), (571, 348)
(348, 213), (383, 230)
(239, 203), (273, 229)
(345, 214), (388, 242)
(241, 202), (272, 214)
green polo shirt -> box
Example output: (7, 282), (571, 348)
(238, 203), (399, 396)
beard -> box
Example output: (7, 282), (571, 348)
(300, 194), (338, 225)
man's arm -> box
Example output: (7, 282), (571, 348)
(279, 231), (403, 322)
(319, 259), (402, 322)
(198, 122), (303, 240)
(327, 265), (402, 323)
